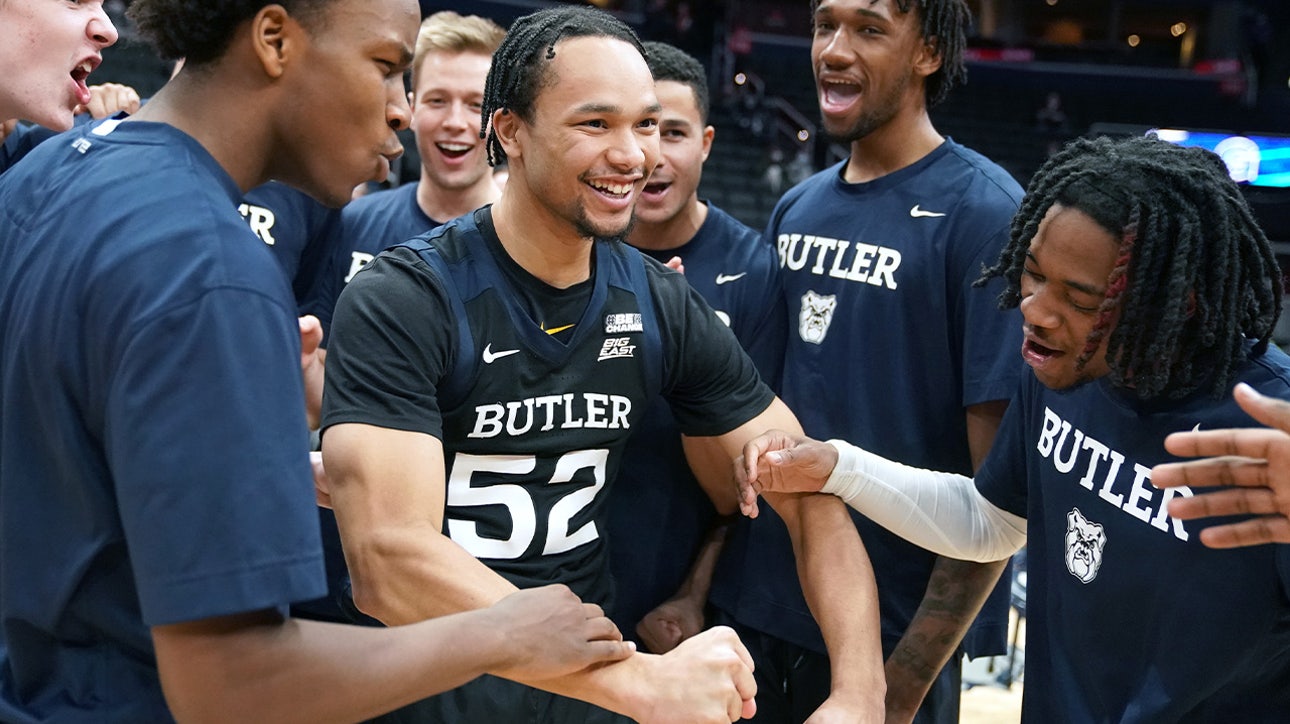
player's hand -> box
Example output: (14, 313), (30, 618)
(633, 626), (756, 723)
(484, 585), (635, 681)
(1154, 382), (1290, 548)
(636, 594), (705, 653)
(299, 315), (325, 429)
(664, 255), (685, 275)
(75, 82), (141, 118)
(735, 431), (837, 518)
(311, 450), (333, 509)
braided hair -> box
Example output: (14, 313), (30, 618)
(809, 0), (969, 107)
(977, 135), (1283, 401)
(128, 0), (330, 65)
(480, 6), (646, 166)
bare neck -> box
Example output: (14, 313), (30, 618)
(131, 72), (277, 195)
(415, 174), (500, 223)
(628, 196), (708, 252)
(490, 190), (594, 290)
(843, 109), (944, 184)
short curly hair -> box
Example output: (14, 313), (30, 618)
(128, 0), (331, 66)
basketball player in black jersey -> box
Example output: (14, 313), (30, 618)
(321, 6), (885, 723)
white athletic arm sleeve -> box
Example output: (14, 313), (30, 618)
(820, 440), (1027, 562)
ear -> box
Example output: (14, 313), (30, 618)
(491, 107), (523, 161)
(250, 5), (299, 80)
(700, 125), (715, 163)
(913, 35), (944, 81)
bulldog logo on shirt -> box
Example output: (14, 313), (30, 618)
(798, 290), (837, 344)
(1064, 507), (1106, 584)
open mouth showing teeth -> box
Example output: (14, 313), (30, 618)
(436, 143), (471, 159)
(642, 182), (669, 196)
(70, 61), (94, 105)
(588, 180), (632, 197)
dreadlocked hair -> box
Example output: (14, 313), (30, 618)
(480, 6), (646, 166)
(977, 135), (1283, 401)
(128, 0), (330, 65)
(809, 0), (969, 106)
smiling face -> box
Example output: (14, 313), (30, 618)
(1019, 203), (1121, 390)
(635, 79), (711, 227)
(810, 0), (936, 144)
(501, 35), (660, 241)
(411, 48), (493, 193)
(274, 0), (418, 206)
(0, 0), (118, 130)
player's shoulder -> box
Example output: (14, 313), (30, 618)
(342, 180), (415, 222)
(702, 202), (761, 244)
(1243, 342), (1290, 396)
(701, 201), (777, 267)
(938, 139), (1025, 206)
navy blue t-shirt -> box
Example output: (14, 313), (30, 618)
(0, 120), (326, 722)
(0, 123), (58, 175)
(608, 202), (785, 638)
(238, 180), (340, 314)
(976, 350), (1290, 721)
(711, 140), (1025, 660)
(309, 181), (441, 343)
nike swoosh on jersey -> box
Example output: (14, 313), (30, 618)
(909, 204), (947, 218)
(482, 343), (520, 364)
(543, 323), (576, 335)
(715, 272), (748, 285)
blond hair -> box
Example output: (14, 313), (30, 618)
(411, 11), (506, 90)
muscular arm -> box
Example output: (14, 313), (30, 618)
(882, 400), (1011, 723)
(323, 422), (754, 723)
(153, 586), (631, 724)
(695, 397), (886, 721)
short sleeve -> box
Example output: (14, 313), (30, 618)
(107, 287), (324, 625)
(321, 247), (455, 438)
(973, 380), (1031, 518)
(958, 220), (1025, 408)
(651, 266), (775, 436)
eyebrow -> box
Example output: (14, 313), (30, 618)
(1025, 251), (1105, 296)
(815, 3), (888, 23)
(573, 101), (663, 116)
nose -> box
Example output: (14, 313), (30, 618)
(816, 28), (852, 68)
(443, 101), (471, 131)
(387, 83), (411, 133)
(607, 126), (649, 172)
(89, 5), (119, 48)
(1018, 280), (1060, 331)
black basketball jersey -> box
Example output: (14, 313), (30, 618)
(409, 213), (663, 604)
(323, 207), (772, 607)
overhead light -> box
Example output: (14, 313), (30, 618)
(1171, 22), (1187, 37)
(1127, 34), (1141, 47)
